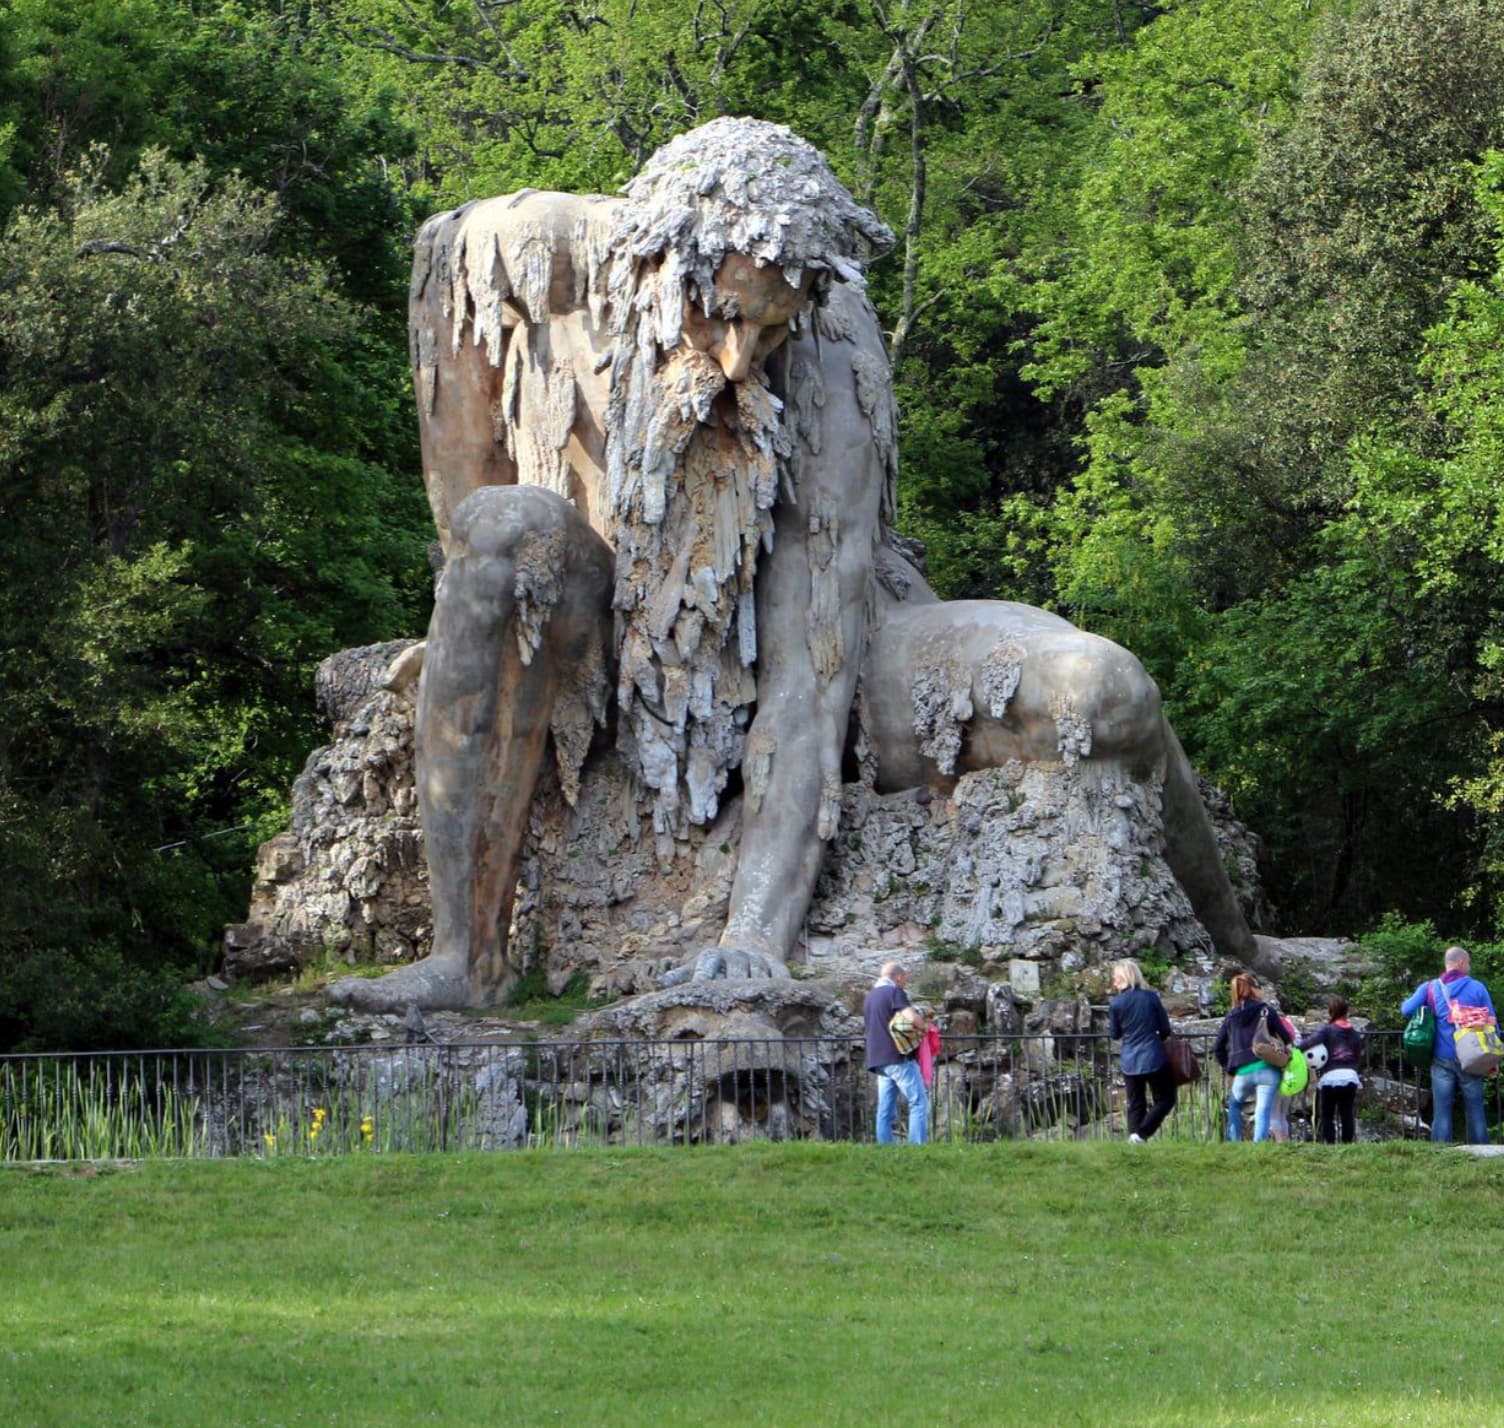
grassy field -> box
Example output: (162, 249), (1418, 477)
(2, 1142), (1502, 1426)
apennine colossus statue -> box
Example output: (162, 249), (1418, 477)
(332, 118), (1264, 1012)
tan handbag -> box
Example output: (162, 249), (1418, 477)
(1251, 1008), (1291, 1069)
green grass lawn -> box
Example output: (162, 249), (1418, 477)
(2, 1142), (1501, 1426)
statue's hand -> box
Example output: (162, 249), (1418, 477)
(658, 943), (791, 986)
(382, 640), (425, 694)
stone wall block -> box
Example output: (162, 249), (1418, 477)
(984, 983), (1021, 1035)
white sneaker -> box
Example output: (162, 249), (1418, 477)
(1128, 1133), (1145, 1144)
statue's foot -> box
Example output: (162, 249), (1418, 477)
(658, 944), (791, 987)
(328, 956), (474, 1013)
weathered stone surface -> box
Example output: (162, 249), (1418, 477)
(1199, 777), (1276, 933)
(222, 916), (301, 981)
(943, 967), (990, 1019)
(947, 1008), (980, 1037)
(223, 641), (428, 983)
(1024, 997), (1093, 1036)
(1251, 935), (1367, 1006)
(583, 981), (857, 1042)
(811, 761), (1218, 966)
(986, 983), (1022, 1037)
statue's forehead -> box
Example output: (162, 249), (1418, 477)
(700, 252), (813, 321)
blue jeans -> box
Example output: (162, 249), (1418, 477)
(875, 1059), (929, 1145)
(1431, 1058), (1489, 1145)
(1226, 1065), (1283, 1142)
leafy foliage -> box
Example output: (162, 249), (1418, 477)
(0, 2), (432, 1049)
(1352, 917), (1504, 1031)
(0, 147), (426, 1049)
(1033, 0), (1504, 929)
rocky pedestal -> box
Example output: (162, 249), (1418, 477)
(225, 643), (1273, 1005)
(223, 642), (429, 980)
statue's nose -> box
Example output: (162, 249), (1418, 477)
(716, 320), (758, 382)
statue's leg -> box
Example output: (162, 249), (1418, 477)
(663, 291), (885, 985)
(861, 600), (1266, 967)
(331, 486), (612, 1011)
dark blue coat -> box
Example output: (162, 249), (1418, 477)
(1109, 987), (1171, 1075)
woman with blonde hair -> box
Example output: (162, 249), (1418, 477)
(1108, 959), (1177, 1143)
(1212, 973), (1293, 1142)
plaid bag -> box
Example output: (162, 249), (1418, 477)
(888, 1007), (924, 1056)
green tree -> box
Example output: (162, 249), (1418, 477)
(1104, 0), (1504, 611)
(1, 0), (416, 302)
(0, 148), (427, 1049)
(1327, 154), (1504, 925)
(1047, 0), (1504, 929)
(1023, 0), (1334, 643)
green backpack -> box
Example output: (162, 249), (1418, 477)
(1401, 979), (1443, 1069)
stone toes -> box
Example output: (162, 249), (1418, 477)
(692, 949), (726, 981)
(723, 950), (752, 979)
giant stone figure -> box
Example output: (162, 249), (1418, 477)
(332, 118), (1262, 1013)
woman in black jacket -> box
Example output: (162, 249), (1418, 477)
(1298, 996), (1364, 1144)
(1109, 959), (1176, 1143)
(1212, 973), (1293, 1142)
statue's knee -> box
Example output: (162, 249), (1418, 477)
(1078, 639), (1162, 750)
(450, 485), (579, 563)
(445, 485), (612, 624)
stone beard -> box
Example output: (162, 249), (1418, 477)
(608, 341), (792, 849)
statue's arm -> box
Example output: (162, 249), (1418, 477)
(409, 191), (618, 551)
(716, 291), (893, 965)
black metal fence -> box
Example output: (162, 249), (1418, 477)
(0, 1030), (1468, 1161)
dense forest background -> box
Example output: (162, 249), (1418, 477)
(5, 0), (1504, 1049)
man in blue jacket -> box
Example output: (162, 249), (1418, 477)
(864, 961), (929, 1145)
(1402, 945), (1497, 1144)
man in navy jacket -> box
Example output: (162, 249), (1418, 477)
(864, 961), (929, 1145)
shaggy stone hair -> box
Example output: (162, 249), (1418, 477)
(601, 118), (893, 837)
(605, 116), (894, 514)
(609, 116), (893, 348)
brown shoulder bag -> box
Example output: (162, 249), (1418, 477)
(1251, 1008), (1291, 1069)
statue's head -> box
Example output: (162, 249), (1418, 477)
(611, 117), (892, 378)
(603, 121), (894, 832)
